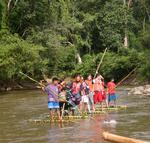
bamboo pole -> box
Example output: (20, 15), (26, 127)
(19, 71), (45, 87)
(94, 48), (107, 78)
(116, 67), (137, 87)
(103, 132), (147, 143)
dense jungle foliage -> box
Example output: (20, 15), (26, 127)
(0, 0), (150, 85)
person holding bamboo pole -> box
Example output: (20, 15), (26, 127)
(42, 77), (62, 121)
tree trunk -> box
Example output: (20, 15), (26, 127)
(128, 0), (132, 9)
(124, 35), (128, 48)
(123, 0), (131, 48)
(7, 0), (12, 11)
(76, 53), (82, 64)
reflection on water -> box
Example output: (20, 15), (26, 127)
(0, 89), (149, 143)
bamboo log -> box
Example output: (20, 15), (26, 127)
(103, 132), (148, 143)
(92, 111), (106, 114)
(94, 48), (107, 78)
(96, 105), (127, 111)
(46, 115), (89, 119)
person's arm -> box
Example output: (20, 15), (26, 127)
(41, 86), (45, 91)
(39, 80), (45, 91)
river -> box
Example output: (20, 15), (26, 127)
(0, 88), (149, 143)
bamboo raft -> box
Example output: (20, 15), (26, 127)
(29, 115), (89, 124)
(29, 105), (127, 124)
(45, 115), (89, 120)
(96, 105), (127, 112)
(29, 119), (76, 123)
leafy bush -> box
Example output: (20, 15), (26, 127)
(72, 49), (142, 81)
(0, 30), (47, 81)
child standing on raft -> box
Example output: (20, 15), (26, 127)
(42, 77), (62, 121)
(107, 79), (117, 107)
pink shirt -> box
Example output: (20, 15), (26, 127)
(72, 82), (81, 95)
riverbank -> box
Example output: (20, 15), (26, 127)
(0, 81), (39, 91)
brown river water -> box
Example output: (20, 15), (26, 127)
(0, 88), (150, 143)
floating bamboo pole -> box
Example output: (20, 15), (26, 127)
(103, 132), (148, 143)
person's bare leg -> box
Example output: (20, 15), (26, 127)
(56, 109), (62, 121)
(85, 103), (88, 113)
(105, 99), (108, 108)
(101, 102), (103, 111)
(72, 109), (75, 116)
(94, 103), (97, 111)
(114, 100), (117, 108)
(61, 103), (65, 119)
(108, 101), (110, 108)
(92, 105), (95, 111)
(80, 102), (83, 113)
(50, 109), (54, 121)
(82, 103), (85, 114)
(78, 102), (82, 115)
(87, 102), (91, 113)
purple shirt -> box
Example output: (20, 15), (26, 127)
(45, 84), (58, 102)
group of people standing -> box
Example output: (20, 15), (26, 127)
(41, 74), (117, 121)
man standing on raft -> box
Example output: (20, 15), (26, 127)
(42, 77), (62, 121)
(107, 79), (117, 107)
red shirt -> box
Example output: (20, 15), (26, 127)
(107, 81), (116, 94)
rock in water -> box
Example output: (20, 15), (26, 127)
(103, 120), (117, 125)
(128, 85), (150, 97)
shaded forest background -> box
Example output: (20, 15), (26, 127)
(0, 0), (150, 87)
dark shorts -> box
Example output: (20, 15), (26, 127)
(59, 102), (66, 109)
